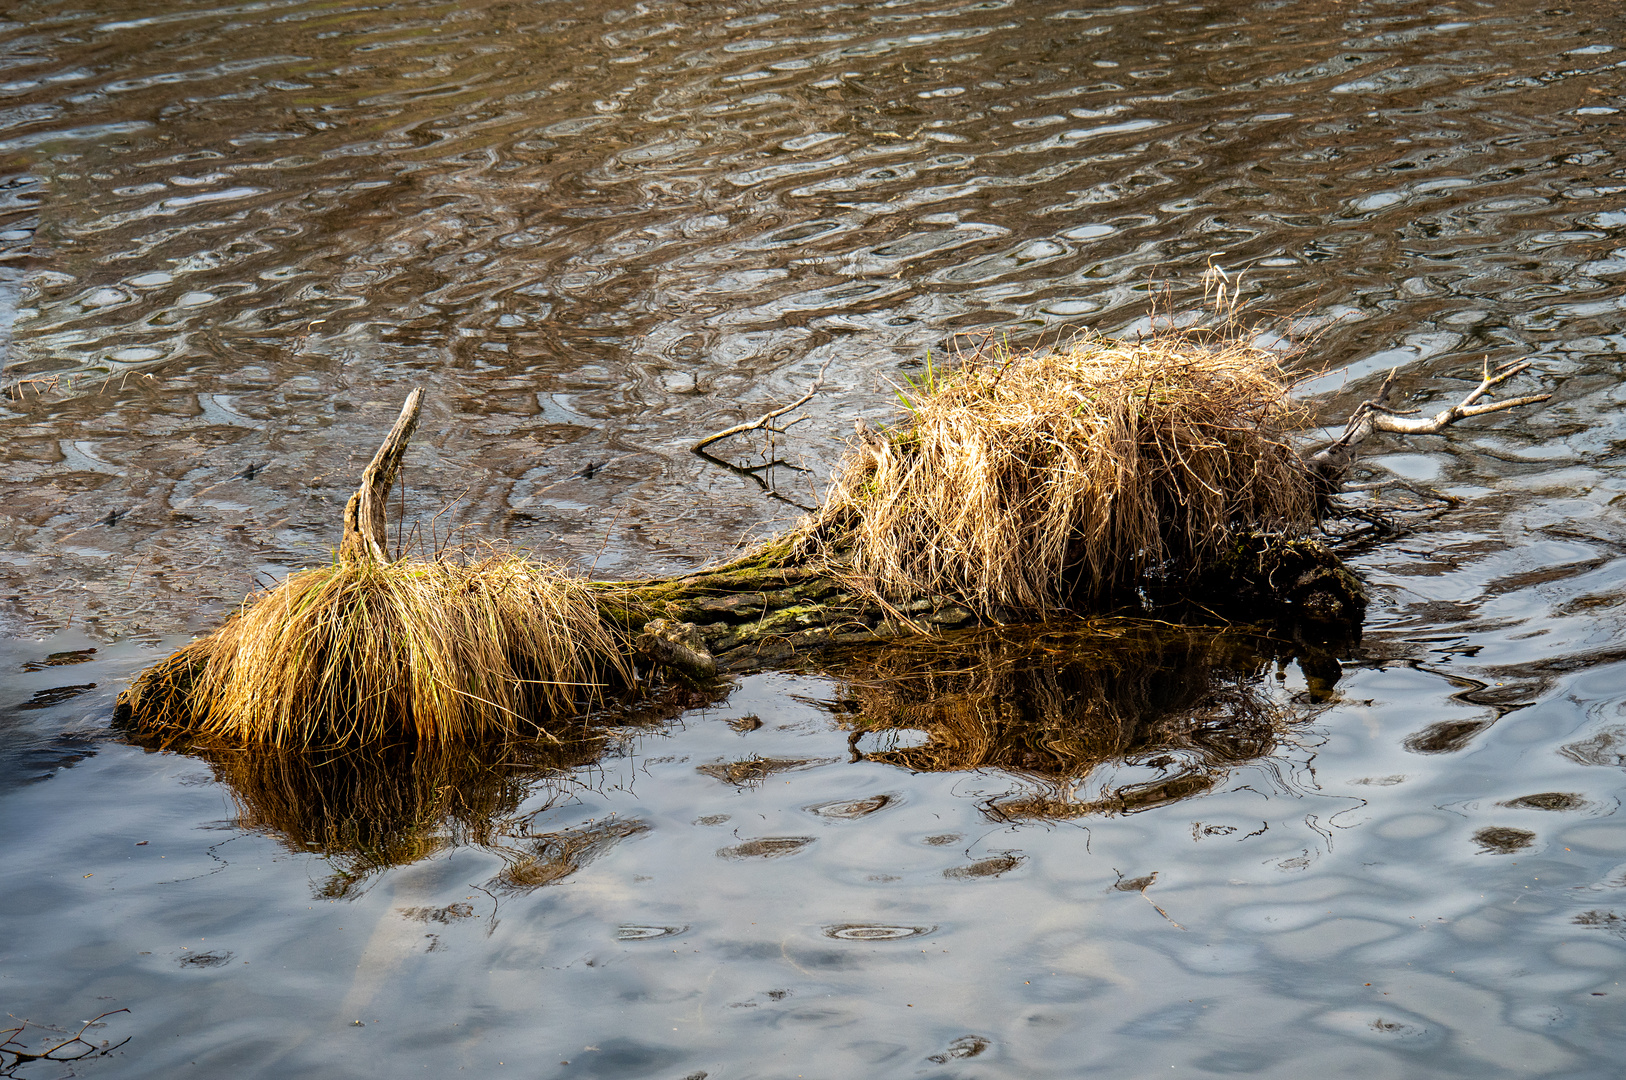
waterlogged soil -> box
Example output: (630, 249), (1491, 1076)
(4, 0), (1626, 1076)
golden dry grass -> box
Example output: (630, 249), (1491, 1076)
(160, 554), (627, 748)
(808, 334), (1317, 613)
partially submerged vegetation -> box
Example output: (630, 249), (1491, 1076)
(123, 554), (626, 746)
(807, 337), (1318, 611)
(115, 332), (1548, 749)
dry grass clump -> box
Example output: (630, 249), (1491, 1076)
(810, 335), (1317, 613)
(152, 554), (628, 748)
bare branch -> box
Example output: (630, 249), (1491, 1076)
(1, 1009), (131, 1071)
(339, 388), (424, 562)
(1368, 393), (1551, 434)
(1339, 477), (1459, 506)
(1368, 358), (1548, 434)
(1310, 359), (1550, 488)
(691, 359), (832, 454)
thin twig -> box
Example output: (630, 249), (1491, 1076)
(1, 1009), (131, 1069)
(427, 486), (472, 558)
(691, 358), (833, 454)
(1139, 886), (1186, 930)
(590, 508), (626, 574)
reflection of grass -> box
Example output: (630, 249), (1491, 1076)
(121, 680), (719, 898)
(828, 623), (1294, 820)
(811, 334), (1316, 612)
(140, 733), (604, 898)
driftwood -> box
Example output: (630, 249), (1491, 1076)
(115, 349), (1549, 738)
(1310, 359), (1550, 489)
(338, 386), (423, 562)
(587, 532), (1364, 683)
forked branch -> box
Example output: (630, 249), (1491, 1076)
(1311, 359), (1550, 486)
(339, 387), (424, 562)
(691, 359), (832, 454)
(1, 1009), (131, 1072)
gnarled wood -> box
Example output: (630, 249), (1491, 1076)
(339, 387), (424, 562)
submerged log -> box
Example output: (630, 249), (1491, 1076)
(587, 528), (1364, 681)
(115, 334), (1547, 747)
(114, 515), (1363, 742)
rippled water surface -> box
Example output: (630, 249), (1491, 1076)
(4, 0), (1626, 1075)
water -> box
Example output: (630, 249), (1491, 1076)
(3, 0), (1626, 1074)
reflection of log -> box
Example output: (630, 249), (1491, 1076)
(827, 624), (1309, 821)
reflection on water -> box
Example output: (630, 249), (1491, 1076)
(831, 624), (1327, 819)
(1471, 824), (1537, 855)
(116, 683), (720, 897)
(5, 0), (1626, 1075)
(153, 736), (601, 898)
(132, 624), (1314, 893)
(490, 815), (650, 893)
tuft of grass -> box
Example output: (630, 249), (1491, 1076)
(144, 554), (627, 748)
(809, 334), (1317, 613)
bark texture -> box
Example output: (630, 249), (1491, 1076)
(338, 388), (423, 562)
(589, 530), (1364, 683)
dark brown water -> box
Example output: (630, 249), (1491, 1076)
(4, 0), (1626, 1075)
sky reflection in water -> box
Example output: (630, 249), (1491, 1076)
(4, 0), (1626, 1075)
